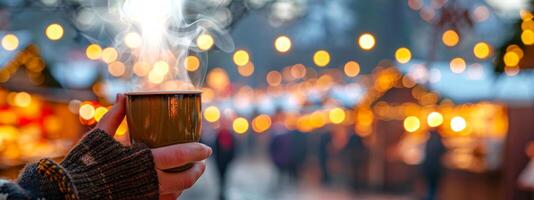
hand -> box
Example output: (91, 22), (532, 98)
(95, 94), (212, 199)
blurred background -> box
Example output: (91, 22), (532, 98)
(0, 0), (534, 199)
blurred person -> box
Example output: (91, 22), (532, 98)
(0, 94), (212, 200)
(268, 111), (294, 191)
(213, 119), (237, 200)
(319, 130), (332, 185)
(421, 131), (446, 200)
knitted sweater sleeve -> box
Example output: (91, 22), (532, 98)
(0, 129), (159, 200)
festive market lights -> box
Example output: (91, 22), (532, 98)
(79, 103), (95, 121)
(442, 29), (459, 47)
(521, 29), (534, 45)
(101, 47), (118, 64)
(266, 71), (282, 86)
(329, 108), (346, 124)
(1, 34), (19, 51)
(107, 61), (126, 77)
(274, 35), (292, 53)
(344, 61), (360, 77)
(133, 61), (150, 77)
(233, 50), (250, 66)
(124, 32), (142, 49)
(473, 42), (491, 59)
(503, 51), (520, 67)
(184, 55), (200, 72)
(450, 116), (467, 132)
(395, 47), (412, 64)
(238, 62), (254, 77)
(233, 117), (249, 134)
(427, 112), (444, 127)
(94, 107), (108, 122)
(196, 33), (214, 51)
(203, 106), (221, 123)
(207, 68), (230, 91)
(85, 44), (102, 60)
(358, 33), (376, 51)
(313, 50), (330, 67)
(45, 23), (64, 41)
(450, 57), (466, 73)
(252, 114), (272, 133)
(14, 92), (31, 107)
(403, 116), (420, 133)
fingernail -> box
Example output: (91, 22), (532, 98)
(207, 147), (213, 156)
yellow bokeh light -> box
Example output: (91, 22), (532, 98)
(79, 104), (95, 120)
(85, 44), (102, 60)
(124, 32), (142, 48)
(395, 47), (412, 64)
(233, 117), (249, 134)
(329, 108), (346, 124)
(507, 45), (524, 59)
(133, 61), (150, 77)
(14, 92), (31, 107)
(473, 42), (491, 59)
(101, 47), (118, 63)
(207, 68), (230, 91)
(148, 70), (165, 84)
(185, 55), (200, 72)
(427, 112), (443, 127)
(107, 61), (126, 77)
(442, 29), (460, 47)
(94, 107), (109, 122)
(274, 35), (292, 53)
(238, 62), (255, 77)
(233, 50), (250, 66)
(2, 34), (19, 51)
(504, 51), (520, 67)
(403, 116), (420, 133)
(204, 106), (221, 123)
(45, 23), (64, 41)
(522, 30), (534, 45)
(450, 57), (466, 73)
(313, 50), (330, 67)
(196, 33), (214, 51)
(115, 119), (128, 136)
(153, 61), (170, 75)
(252, 114), (272, 133)
(344, 61), (360, 77)
(358, 33), (376, 51)
(450, 116), (467, 132)
(266, 71), (282, 86)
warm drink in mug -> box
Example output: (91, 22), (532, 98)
(125, 90), (202, 172)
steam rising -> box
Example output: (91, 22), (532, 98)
(84, 0), (234, 91)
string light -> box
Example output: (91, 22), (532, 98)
(329, 108), (346, 124)
(185, 55), (200, 72)
(101, 47), (119, 63)
(14, 92), (31, 107)
(358, 33), (376, 51)
(45, 23), (64, 41)
(252, 114), (272, 133)
(197, 33), (214, 51)
(85, 44), (102, 60)
(473, 42), (491, 59)
(124, 32), (142, 48)
(1, 34), (19, 51)
(238, 62), (255, 77)
(521, 29), (534, 45)
(313, 50), (330, 67)
(133, 61), (150, 77)
(274, 35), (292, 53)
(79, 103), (95, 120)
(450, 116), (467, 132)
(404, 116), (420, 133)
(204, 106), (221, 123)
(504, 51), (520, 67)
(233, 50), (250, 66)
(442, 29), (459, 47)
(233, 117), (249, 134)
(107, 61), (126, 77)
(344, 61), (360, 77)
(427, 112), (443, 127)
(450, 57), (466, 73)
(266, 71), (282, 86)
(395, 47), (412, 64)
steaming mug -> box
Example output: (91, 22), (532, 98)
(125, 90), (202, 172)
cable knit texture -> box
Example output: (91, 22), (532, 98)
(0, 129), (159, 200)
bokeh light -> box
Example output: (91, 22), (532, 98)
(233, 50), (250, 66)
(313, 50), (330, 67)
(2, 34), (19, 51)
(233, 117), (249, 134)
(197, 33), (214, 51)
(85, 44), (102, 60)
(94, 107), (109, 122)
(504, 51), (520, 67)
(403, 116), (420, 133)
(207, 68), (230, 91)
(124, 32), (142, 49)
(274, 35), (292, 53)
(344, 61), (360, 77)
(45, 23), (64, 41)
(238, 62), (255, 77)
(427, 112), (443, 127)
(473, 42), (491, 59)
(450, 57), (466, 73)
(329, 108), (346, 124)
(101, 47), (119, 64)
(204, 106), (221, 123)
(252, 114), (272, 133)
(521, 29), (534, 45)
(79, 103), (95, 121)
(185, 55), (200, 72)
(107, 61), (126, 77)
(133, 61), (150, 77)
(395, 47), (412, 64)
(14, 92), (31, 107)
(442, 29), (459, 47)
(450, 116), (467, 132)
(266, 71), (282, 86)
(358, 33), (376, 51)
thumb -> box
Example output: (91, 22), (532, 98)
(95, 94), (126, 136)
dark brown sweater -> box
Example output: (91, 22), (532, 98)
(0, 129), (159, 199)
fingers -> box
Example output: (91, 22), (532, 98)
(95, 94), (126, 136)
(160, 193), (180, 200)
(152, 143), (212, 170)
(158, 161), (207, 194)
